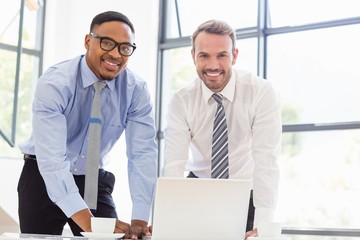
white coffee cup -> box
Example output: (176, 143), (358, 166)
(91, 217), (116, 233)
(257, 221), (282, 238)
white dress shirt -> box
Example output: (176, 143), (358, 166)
(164, 68), (282, 226)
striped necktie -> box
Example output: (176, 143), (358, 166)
(211, 93), (229, 179)
(84, 81), (106, 210)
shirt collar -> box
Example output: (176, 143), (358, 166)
(202, 69), (236, 103)
(80, 56), (115, 91)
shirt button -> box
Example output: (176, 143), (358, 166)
(81, 155), (85, 158)
(74, 168), (77, 171)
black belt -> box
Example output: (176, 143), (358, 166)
(24, 154), (37, 161)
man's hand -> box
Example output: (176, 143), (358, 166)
(130, 219), (151, 239)
(114, 219), (150, 239)
(245, 228), (258, 240)
(114, 219), (132, 238)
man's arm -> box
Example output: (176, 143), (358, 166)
(251, 80), (282, 226)
(125, 82), (158, 224)
(71, 208), (93, 232)
(32, 77), (89, 219)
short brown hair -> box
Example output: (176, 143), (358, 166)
(192, 20), (236, 52)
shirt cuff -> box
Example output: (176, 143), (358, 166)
(56, 192), (88, 218)
(254, 207), (276, 228)
(131, 203), (152, 223)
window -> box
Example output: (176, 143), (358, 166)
(268, 0), (360, 27)
(268, 26), (360, 124)
(156, 0), (360, 238)
(165, 0), (257, 38)
(0, 0), (45, 158)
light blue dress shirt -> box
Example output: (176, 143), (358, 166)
(19, 55), (158, 221)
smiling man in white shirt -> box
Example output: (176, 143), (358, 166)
(163, 19), (282, 239)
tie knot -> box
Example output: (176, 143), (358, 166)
(93, 81), (106, 92)
(212, 93), (222, 104)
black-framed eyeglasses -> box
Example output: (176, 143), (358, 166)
(90, 32), (136, 57)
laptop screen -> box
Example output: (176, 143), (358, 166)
(151, 177), (251, 240)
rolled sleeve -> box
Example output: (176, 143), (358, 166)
(56, 191), (88, 218)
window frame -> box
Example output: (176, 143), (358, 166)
(0, 0), (46, 147)
(155, 0), (360, 237)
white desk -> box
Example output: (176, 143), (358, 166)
(0, 233), (132, 240)
(0, 233), (84, 240)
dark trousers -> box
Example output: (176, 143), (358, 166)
(187, 171), (255, 232)
(17, 157), (117, 236)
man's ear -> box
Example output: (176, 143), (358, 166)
(84, 34), (91, 50)
(191, 48), (196, 64)
(232, 48), (239, 65)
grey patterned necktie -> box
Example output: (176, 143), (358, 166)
(211, 93), (229, 179)
(84, 81), (106, 210)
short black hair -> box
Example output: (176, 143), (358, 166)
(90, 11), (135, 34)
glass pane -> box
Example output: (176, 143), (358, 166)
(167, 0), (258, 38)
(269, 0), (360, 27)
(279, 130), (360, 229)
(22, 1), (43, 49)
(0, 0), (20, 46)
(165, 0), (181, 39)
(0, 50), (17, 139)
(0, 54), (39, 158)
(234, 38), (258, 74)
(17, 54), (39, 136)
(267, 25), (360, 124)
(161, 46), (197, 131)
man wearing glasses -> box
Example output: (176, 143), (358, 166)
(18, 11), (157, 239)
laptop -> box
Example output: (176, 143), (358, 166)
(151, 177), (251, 240)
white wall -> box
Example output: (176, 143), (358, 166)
(0, 0), (159, 227)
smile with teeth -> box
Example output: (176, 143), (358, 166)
(104, 60), (119, 66)
(206, 72), (221, 77)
